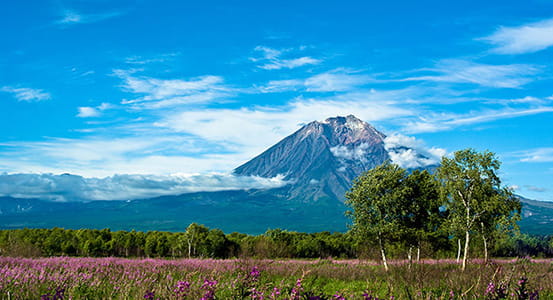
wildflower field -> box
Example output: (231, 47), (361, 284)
(1, 256), (551, 299)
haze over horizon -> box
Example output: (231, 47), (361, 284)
(1, 0), (552, 202)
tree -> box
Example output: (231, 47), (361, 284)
(345, 161), (410, 271)
(182, 223), (209, 258)
(404, 170), (442, 262)
(437, 148), (520, 270)
(206, 229), (228, 258)
(476, 186), (520, 262)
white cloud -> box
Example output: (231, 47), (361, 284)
(252, 46), (321, 70)
(77, 107), (100, 118)
(384, 134), (446, 168)
(56, 9), (122, 25)
(258, 70), (374, 93)
(403, 106), (553, 133)
(0, 134), (253, 177)
(0, 173), (289, 202)
(125, 53), (179, 65)
(156, 98), (413, 158)
(0, 92), (413, 177)
(76, 102), (113, 118)
(258, 79), (304, 93)
(260, 57), (321, 70)
(114, 69), (231, 109)
(518, 148), (553, 163)
(1, 86), (51, 102)
(305, 70), (373, 92)
(253, 46), (282, 60)
(399, 59), (538, 88)
(482, 18), (553, 54)
(330, 143), (371, 163)
(484, 96), (546, 105)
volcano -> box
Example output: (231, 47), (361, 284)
(235, 115), (390, 202)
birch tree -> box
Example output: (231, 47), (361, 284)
(345, 161), (409, 271)
(437, 149), (519, 270)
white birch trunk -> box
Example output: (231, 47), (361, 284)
(456, 238), (461, 263)
(378, 235), (389, 271)
(462, 230), (470, 271)
(417, 241), (421, 262)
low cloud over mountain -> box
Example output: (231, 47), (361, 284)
(0, 173), (288, 202)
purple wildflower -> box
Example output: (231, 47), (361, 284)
(144, 291), (155, 300)
(250, 266), (261, 281)
(174, 280), (191, 298)
(333, 292), (346, 300)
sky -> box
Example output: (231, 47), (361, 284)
(0, 0), (552, 202)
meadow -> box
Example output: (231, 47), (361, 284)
(1, 256), (550, 299)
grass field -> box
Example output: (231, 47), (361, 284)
(1, 256), (551, 299)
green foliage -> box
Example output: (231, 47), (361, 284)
(403, 170), (443, 247)
(437, 149), (522, 267)
(345, 161), (409, 244)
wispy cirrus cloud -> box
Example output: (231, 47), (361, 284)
(56, 9), (123, 25)
(251, 46), (321, 70)
(482, 18), (553, 54)
(403, 106), (553, 133)
(1, 86), (51, 102)
(399, 59), (539, 88)
(516, 148), (553, 163)
(259, 69), (374, 93)
(305, 69), (374, 92)
(125, 53), (180, 65)
(114, 69), (232, 109)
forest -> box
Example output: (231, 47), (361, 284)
(1, 225), (552, 259)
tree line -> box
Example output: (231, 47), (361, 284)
(0, 225), (552, 259)
(0, 226), (357, 258)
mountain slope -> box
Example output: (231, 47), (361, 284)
(235, 115), (389, 201)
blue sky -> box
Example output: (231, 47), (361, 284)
(1, 0), (552, 202)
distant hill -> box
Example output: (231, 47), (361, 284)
(1, 115), (552, 235)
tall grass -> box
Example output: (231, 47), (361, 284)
(1, 256), (550, 299)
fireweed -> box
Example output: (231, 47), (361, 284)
(0, 257), (551, 299)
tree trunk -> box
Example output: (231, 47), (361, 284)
(481, 222), (488, 264)
(482, 234), (488, 264)
(408, 246), (413, 269)
(378, 235), (389, 271)
(187, 239), (192, 258)
(462, 230), (470, 271)
(417, 240), (421, 262)
(456, 238), (461, 263)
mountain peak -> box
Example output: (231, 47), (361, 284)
(307, 115), (385, 146)
(323, 114), (362, 126)
(234, 115), (389, 201)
